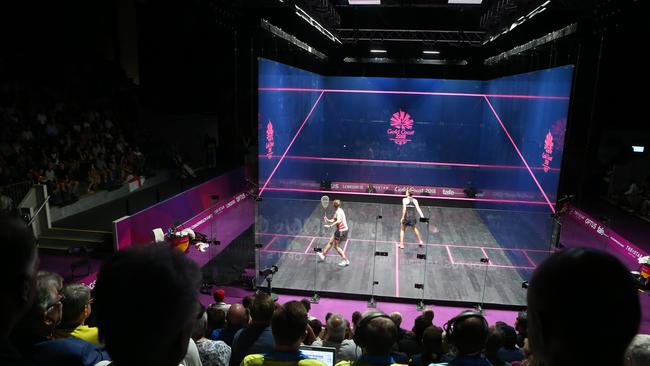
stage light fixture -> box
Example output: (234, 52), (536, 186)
(349, 0), (380, 4)
(632, 146), (644, 153)
(521, 281), (529, 289)
(448, 0), (482, 4)
(423, 50), (440, 55)
(370, 49), (387, 53)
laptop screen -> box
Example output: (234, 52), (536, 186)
(300, 345), (337, 366)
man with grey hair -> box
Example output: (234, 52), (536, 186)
(312, 314), (359, 362)
(12, 273), (110, 365)
(625, 334), (650, 366)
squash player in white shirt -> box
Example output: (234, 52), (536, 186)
(318, 199), (350, 267)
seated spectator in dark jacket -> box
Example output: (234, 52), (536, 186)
(242, 301), (326, 366)
(230, 293), (276, 366)
(412, 309), (434, 344)
(485, 326), (507, 366)
(54, 283), (100, 345)
(495, 324), (523, 363)
(12, 271), (110, 366)
(93, 245), (201, 366)
(336, 312), (400, 366)
(0, 215), (39, 366)
(527, 248), (640, 366)
(215, 303), (248, 346)
(432, 310), (491, 366)
(409, 326), (451, 366)
(389, 312), (407, 342)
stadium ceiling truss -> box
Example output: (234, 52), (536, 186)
(336, 28), (486, 45)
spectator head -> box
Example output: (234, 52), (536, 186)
(527, 248), (640, 366)
(37, 271), (64, 293)
(625, 334), (650, 366)
(271, 301), (309, 351)
(515, 311), (527, 335)
(309, 318), (323, 338)
(206, 305), (226, 331)
(389, 312), (402, 328)
(249, 293), (275, 325)
(0, 214), (38, 339)
(94, 245), (201, 366)
(192, 304), (208, 341)
(59, 283), (92, 329)
(242, 295), (254, 309)
(15, 272), (64, 339)
(485, 326), (505, 366)
(300, 298), (311, 313)
(212, 289), (225, 303)
(351, 311), (362, 328)
(226, 303), (248, 328)
(443, 310), (489, 356)
(421, 326), (444, 354)
(423, 309), (434, 322)
(498, 324), (517, 349)
(326, 312), (333, 322)
(326, 314), (347, 343)
(354, 312), (397, 356)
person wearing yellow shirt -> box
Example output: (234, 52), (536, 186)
(241, 301), (326, 366)
(53, 283), (100, 345)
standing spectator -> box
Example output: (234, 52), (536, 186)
(0, 215), (39, 366)
(241, 301), (325, 366)
(229, 293), (275, 366)
(527, 248), (640, 366)
(93, 245), (201, 366)
(54, 284), (100, 345)
(412, 309), (434, 343)
(192, 305), (231, 366)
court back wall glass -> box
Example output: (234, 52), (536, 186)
(258, 58), (573, 214)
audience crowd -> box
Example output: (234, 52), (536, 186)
(0, 57), (146, 207)
(0, 213), (647, 366)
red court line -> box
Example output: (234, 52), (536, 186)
(480, 247), (490, 265)
(483, 96), (556, 214)
(257, 232), (551, 253)
(304, 237), (317, 254)
(258, 87), (570, 100)
(453, 261), (535, 270)
(259, 90), (325, 196)
(445, 245), (456, 264)
(262, 187), (548, 205)
(259, 154), (560, 172)
(522, 250), (537, 266)
(263, 236), (279, 251)
(261, 245), (537, 269)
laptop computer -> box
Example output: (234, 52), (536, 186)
(300, 345), (337, 366)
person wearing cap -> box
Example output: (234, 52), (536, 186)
(211, 289), (230, 313)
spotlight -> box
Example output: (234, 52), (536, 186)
(521, 281), (529, 289)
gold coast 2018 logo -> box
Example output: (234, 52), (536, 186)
(387, 109), (415, 145)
